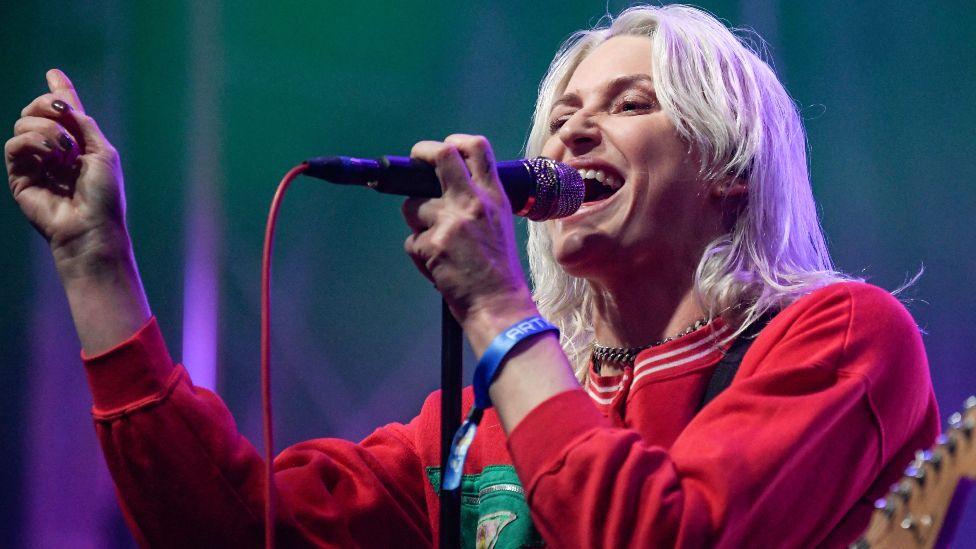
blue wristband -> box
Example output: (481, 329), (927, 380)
(442, 315), (559, 492)
(473, 315), (559, 410)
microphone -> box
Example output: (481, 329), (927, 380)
(304, 156), (584, 221)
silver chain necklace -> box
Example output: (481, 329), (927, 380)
(592, 317), (709, 368)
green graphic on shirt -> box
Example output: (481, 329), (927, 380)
(476, 510), (517, 549)
(427, 465), (545, 548)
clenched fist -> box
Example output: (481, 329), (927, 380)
(6, 69), (129, 270)
(6, 69), (149, 355)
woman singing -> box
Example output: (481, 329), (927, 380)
(6, 5), (938, 547)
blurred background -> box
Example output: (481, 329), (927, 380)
(2, 1), (974, 546)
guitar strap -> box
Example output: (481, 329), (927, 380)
(698, 314), (777, 411)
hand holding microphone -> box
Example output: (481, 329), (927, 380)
(305, 150), (584, 221)
(392, 135), (560, 352)
(302, 134), (583, 348)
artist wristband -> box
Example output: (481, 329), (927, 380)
(442, 314), (559, 491)
(472, 315), (559, 410)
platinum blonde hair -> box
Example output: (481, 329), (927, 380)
(525, 5), (850, 379)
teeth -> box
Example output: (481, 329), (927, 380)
(576, 167), (623, 190)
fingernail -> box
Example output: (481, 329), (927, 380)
(58, 133), (74, 151)
(42, 139), (55, 150)
(51, 100), (70, 113)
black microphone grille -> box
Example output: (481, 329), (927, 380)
(522, 158), (584, 221)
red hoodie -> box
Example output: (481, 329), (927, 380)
(83, 281), (939, 547)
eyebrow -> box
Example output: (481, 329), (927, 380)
(550, 74), (656, 113)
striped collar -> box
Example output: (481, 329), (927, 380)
(585, 318), (734, 407)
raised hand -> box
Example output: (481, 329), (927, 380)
(6, 69), (128, 267)
(6, 69), (149, 354)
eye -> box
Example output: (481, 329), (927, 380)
(621, 101), (650, 111)
(548, 114), (572, 134)
(615, 95), (658, 114)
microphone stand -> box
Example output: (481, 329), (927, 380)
(439, 299), (462, 548)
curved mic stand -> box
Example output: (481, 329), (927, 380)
(440, 299), (462, 548)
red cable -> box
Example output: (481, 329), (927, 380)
(261, 162), (309, 549)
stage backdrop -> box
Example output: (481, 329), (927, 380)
(1, 1), (974, 546)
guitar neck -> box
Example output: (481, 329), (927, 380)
(854, 398), (976, 548)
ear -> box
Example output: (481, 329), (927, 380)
(710, 177), (748, 199)
(712, 176), (748, 231)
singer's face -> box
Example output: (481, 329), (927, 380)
(541, 36), (719, 283)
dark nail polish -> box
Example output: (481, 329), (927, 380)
(51, 100), (69, 113)
(42, 139), (55, 150)
(58, 133), (74, 151)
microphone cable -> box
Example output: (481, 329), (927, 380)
(261, 162), (309, 549)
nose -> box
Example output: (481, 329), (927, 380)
(558, 110), (601, 155)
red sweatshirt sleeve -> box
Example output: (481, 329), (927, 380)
(506, 282), (939, 547)
(84, 318), (431, 548)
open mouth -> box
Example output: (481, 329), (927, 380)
(579, 168), (624, 203)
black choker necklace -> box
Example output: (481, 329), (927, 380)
(592, 318), (709, 368)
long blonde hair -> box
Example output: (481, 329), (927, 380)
(524, 5), (850, 379)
